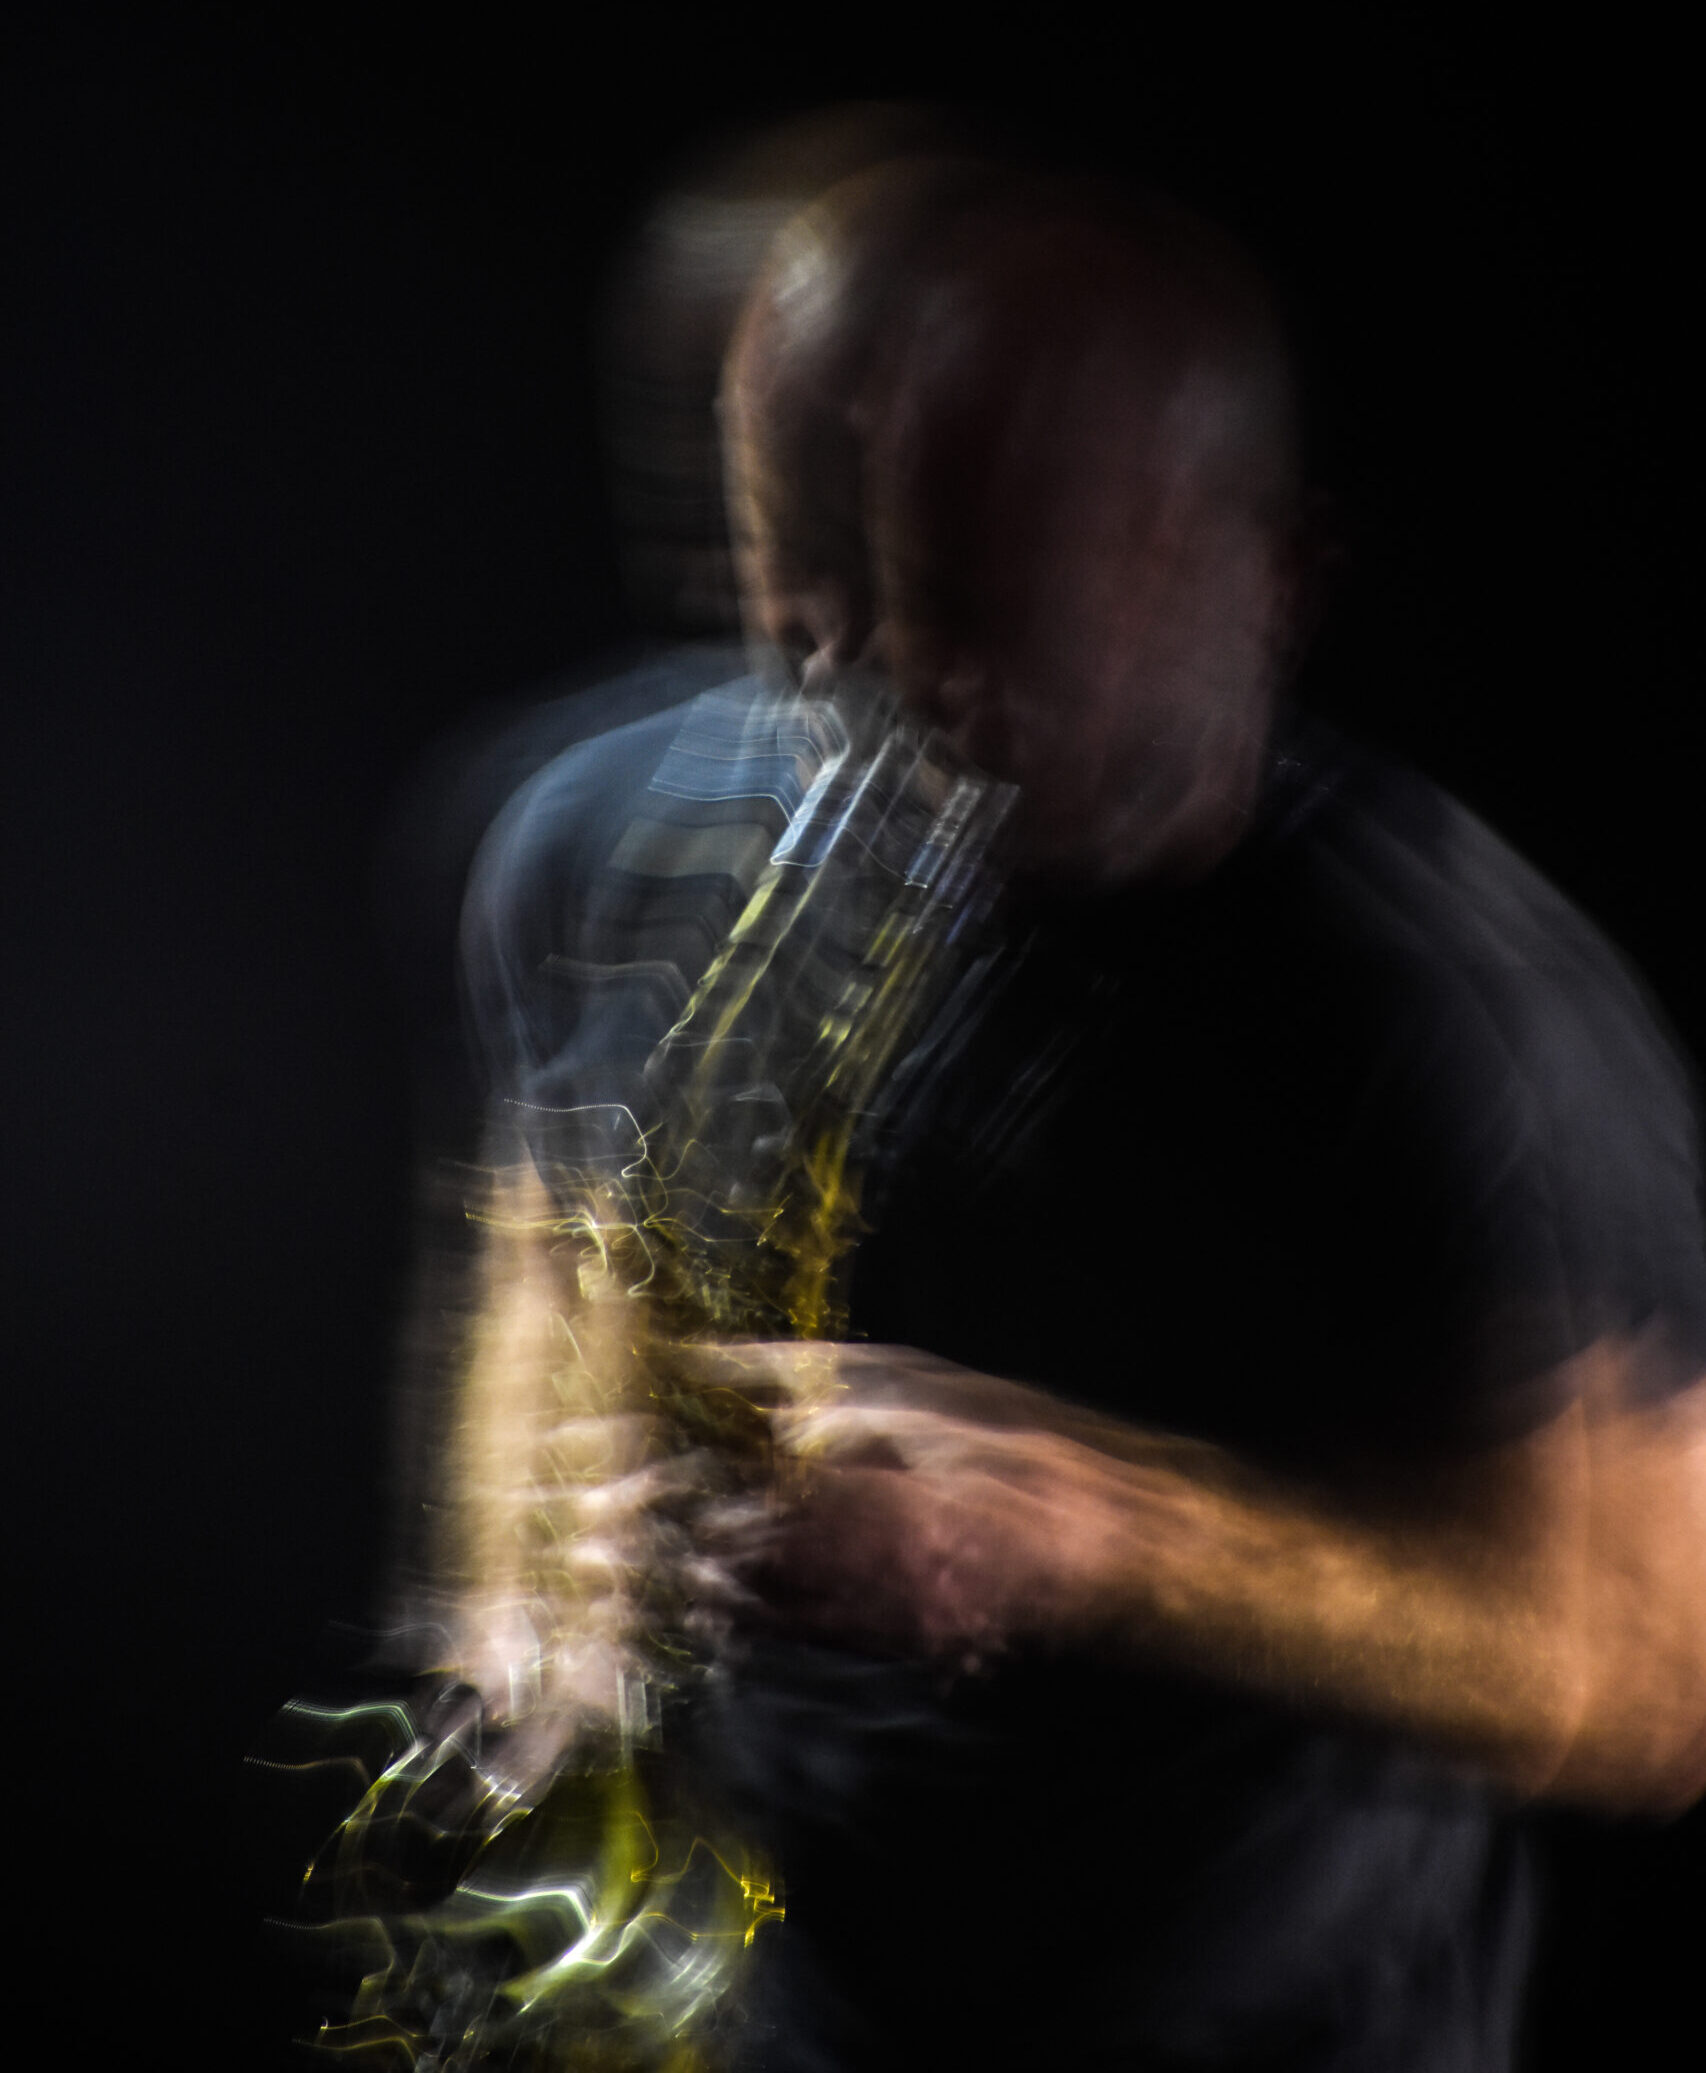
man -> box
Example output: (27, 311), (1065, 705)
(450, 159), (1706, 2067)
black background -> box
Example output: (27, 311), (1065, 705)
(6, 8), (1699, 2067)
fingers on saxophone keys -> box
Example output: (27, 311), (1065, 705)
(571, 1455), (709, 1517)
(678, 1550), (770, 1620)
(538, 1410), (661, 1467)
(674, 1339), (848, 1407)
(771, 1400), (966, 1466)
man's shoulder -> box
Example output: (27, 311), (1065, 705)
(460, 664), (847, 1102)
(468, 655), (772, 917)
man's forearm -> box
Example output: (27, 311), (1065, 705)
(1086, 1391), (1706, 1810)
(438, 1165), (655, 1732)
(1079, 1439), (1589, 1794)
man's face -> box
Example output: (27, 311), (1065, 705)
(726, 262), (1292, 886)
(863, 321), (1289, 886)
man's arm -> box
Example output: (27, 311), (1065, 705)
(434, 1161), (672, 1756)
(714, 1335), (1706, 1814)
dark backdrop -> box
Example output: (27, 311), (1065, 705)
(6, 10), (1696, 2067)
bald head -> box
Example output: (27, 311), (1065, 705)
(724, 161), (1311, 884)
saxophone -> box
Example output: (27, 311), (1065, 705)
(256, 675), (1015, 2071)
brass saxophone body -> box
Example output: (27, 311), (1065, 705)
(260, 677), (1014, 2070)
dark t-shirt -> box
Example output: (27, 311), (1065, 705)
(464, 674), (1706, 2070)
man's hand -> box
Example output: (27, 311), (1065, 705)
(688, 1337), (1706, 1814)
(688, 1341), (1232, 1667)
